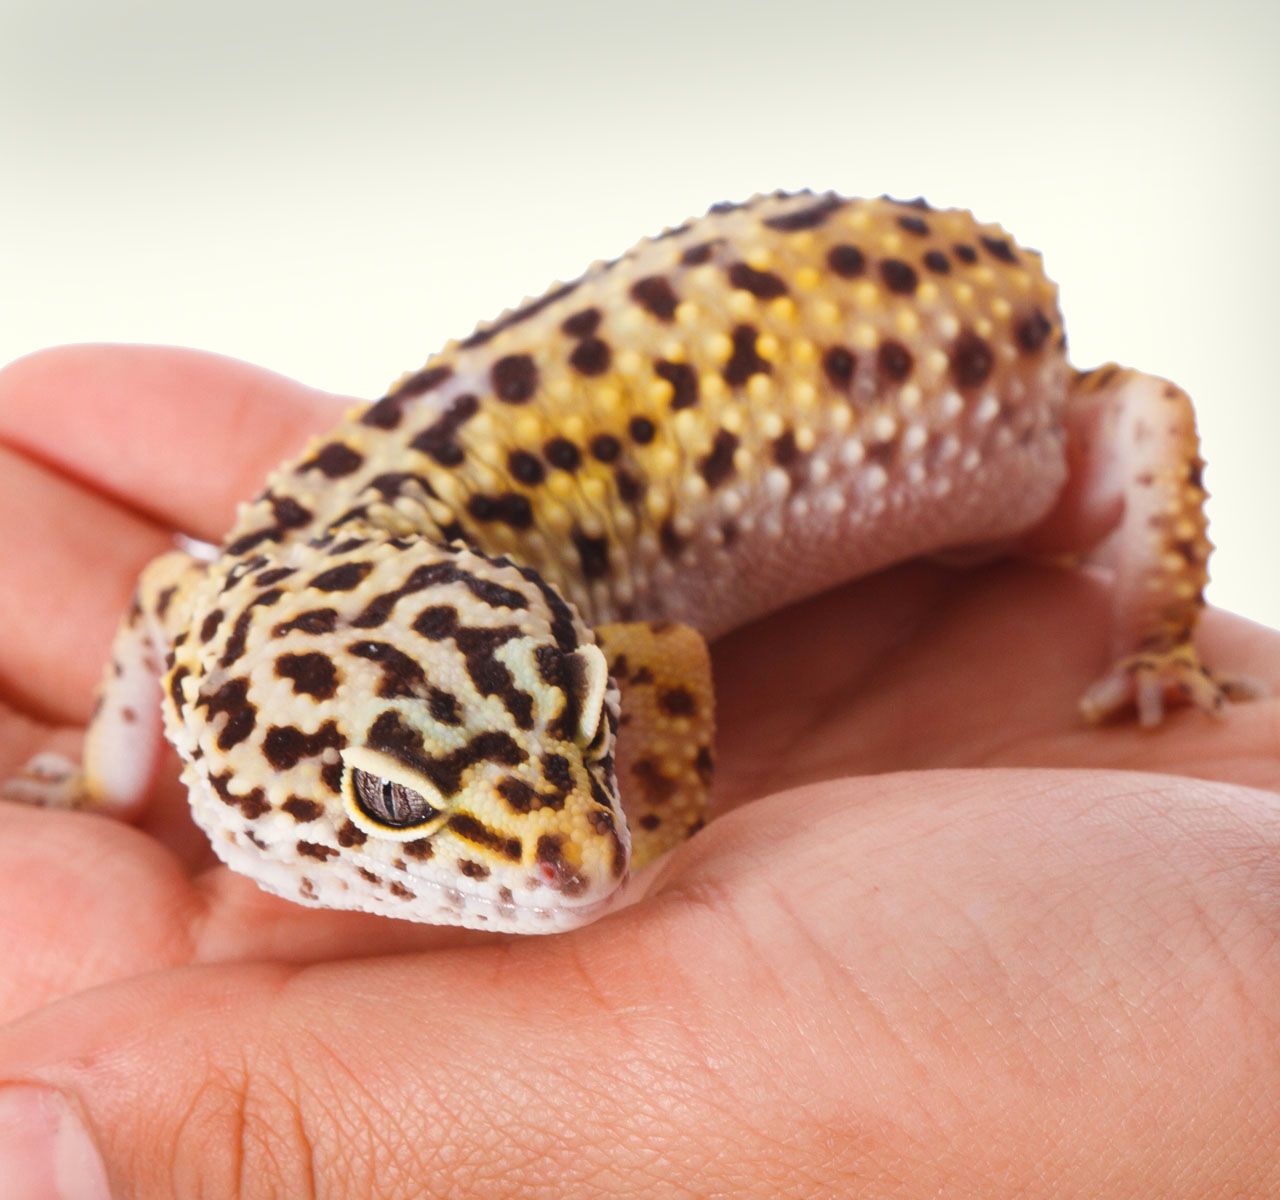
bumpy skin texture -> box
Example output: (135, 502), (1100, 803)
(23, 191), (1237, 933)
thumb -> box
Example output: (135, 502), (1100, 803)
(0, 944), (640, 1200)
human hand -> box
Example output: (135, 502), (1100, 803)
(1, 344), (1278, 1197)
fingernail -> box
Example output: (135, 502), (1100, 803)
(0, 1086), (112, 1200)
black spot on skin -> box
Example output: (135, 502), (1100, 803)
(448, 813), (522, 861)
(273, 608), (338, 637)
(389, 881), (415, 901)
(403, 837), (433, 859)
(764, 194), (845, 231)
(631, 758), (677, 804)
(275, 652), (339, 700)
(880, 259), (919, 295)
(491, 355), (539, 404)
(410, 393), (480, 466)
(878, 341), (914, 383)
(262, 720), (345, 773)
(953, 243), (978, 264)
(545, 438), (582, 472)
(700, 429), (740, 488)
(722, 325), (770, 387)
(429, 687), (462, 725)
(297, 841), (338, 861)
(827, 244), (866, 278)
(467, 492), (534, 530)
(395, 364), (456, 400)
(282, 796), (324, 823)
(535, 644), (588, 741)
(365, 471), (437, 501)
(923, 250), (951, 274)
(616, 468), (645, 505)
(459, 859), (490, 880)
(209, 772), (270, 820)
(302, 442), (364, 478)
(360, 396), (404, 431)
(951, 332), (995, 388)
(411, 609), (533, 730)
(219, 607), (257, 669)
(660, 520), (685, 560)
(497, 776), (566, 814)
(897, 215), (930, 236)
(348, 641), (428, 699)
(328, 538), (367, 557)
(199, 609), (225, 643)
(513, 562), (579, 653)
(168, 665), (190, 713)
(459, 281), (580, 349)
(352, 561), (527, 630)
(361, 366), (453, 429)
(508, 449), (545, 486)
(630, 276), (679, 321)
(155, 585), (176, 620)
(681, 240), (719, 265)
(337, 820), (367, 847)
(659, 687), (696, 716)
(569, 338), (611, 376)
(542, 753), (574, 793)
(728, 262), (789, 299)
(772, 430), (799, 467)
(571, 527), (610, 579)
(655, 360), (698, 410)
(823, 346), (856, 389)
(256, 567), (296, 587)
(1016, 309), (1053, 353)
(309, 562), (373, 593)
(695, 745), (714, 782)
(980, 235), (1017, 263)
(562, 307), (601, 338)
(197, 677), (258, 751)
(590, 434), (621, 462)
(629, 416), (656, 444)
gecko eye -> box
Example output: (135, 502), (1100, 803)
(351, 768), (442, 829)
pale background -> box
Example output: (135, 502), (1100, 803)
(2, 0), (1276, 628)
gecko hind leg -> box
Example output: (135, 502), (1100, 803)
(1042, 364), (1265, 727)
(2, 550), (205, 814)
(594, 621), (715, 869)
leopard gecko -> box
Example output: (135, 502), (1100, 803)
(4, 191), (1254, 932)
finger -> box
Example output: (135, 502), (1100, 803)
(1, 769), (1277, 1197)
(0, 445), (170, 723)
(711, 560), (1280, 806)
(0, 344), (348, 541)
(0, 801), (486, 1024)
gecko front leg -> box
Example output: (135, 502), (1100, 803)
(594, 622), (715, 868)
(3, 549), (205, 814)
(1037, 365), (1263, 726)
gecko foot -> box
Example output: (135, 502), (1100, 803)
(0, 752), (88, 808)
(1079, 644), (1265, 728)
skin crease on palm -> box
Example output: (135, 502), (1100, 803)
(0, 344), (1278, 1198)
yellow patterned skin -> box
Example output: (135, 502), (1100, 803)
(11, 191), (1246, 932)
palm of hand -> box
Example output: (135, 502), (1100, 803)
(1, 345), (1277, 1196)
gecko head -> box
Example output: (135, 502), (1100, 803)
(185, 533), (630, 933)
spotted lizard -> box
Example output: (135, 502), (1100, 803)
(3, 191), (1256, 932)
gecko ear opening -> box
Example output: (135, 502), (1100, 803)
(341, 746), (451, 840)
(573, 643), (610, 756)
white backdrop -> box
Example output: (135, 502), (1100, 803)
(2, 0), (1276, 628)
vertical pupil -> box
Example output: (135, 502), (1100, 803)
(351, 768), (440, 828)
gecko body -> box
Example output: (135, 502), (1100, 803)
(5, 192), (1242, 932)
